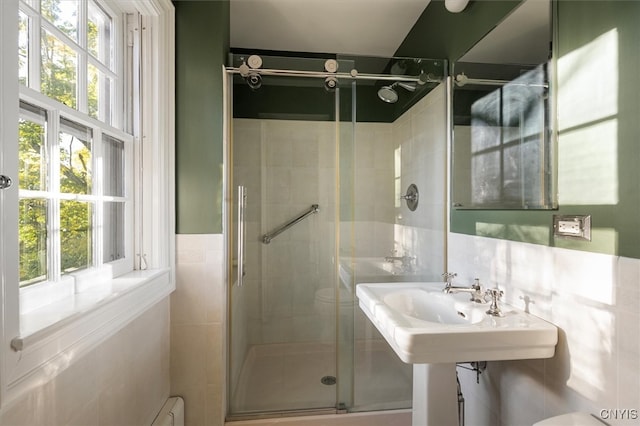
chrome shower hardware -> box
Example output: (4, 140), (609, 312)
(324, 59), (338, 73)
(324, 76), (338, 92)
(238, 58), (263, 90)
(377, 81), (417, 104)
(400, 184), (419, 211)
(247, 54), (263, 69)
(262, 204), (319, 244)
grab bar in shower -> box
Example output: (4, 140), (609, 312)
(262, 204), (319, 244)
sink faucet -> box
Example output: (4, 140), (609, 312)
(443, 277), (486, 303)
(441, 272), (457, 289)
(485, 288), (504, 317)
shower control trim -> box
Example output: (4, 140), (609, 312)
(401, 184), (419, 211)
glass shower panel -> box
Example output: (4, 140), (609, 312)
(339, 55), (448, 413)
(228, 60), (341, 416)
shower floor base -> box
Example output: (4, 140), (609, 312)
(230, 340), (412, 415)
(225, 409), (412, 426)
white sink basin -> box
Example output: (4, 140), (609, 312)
(356, 282), (558, 364)
(383, 289), (486, 325)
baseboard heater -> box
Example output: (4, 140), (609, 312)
(152, 397), (185, 426)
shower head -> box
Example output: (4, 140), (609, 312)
(378, 85), (398, 103)
(377, 81), (417, 103)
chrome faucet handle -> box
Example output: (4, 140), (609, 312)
(442, 272), (457, 283)
(469, 278), (486, 303)
(485, 288), (504, 317)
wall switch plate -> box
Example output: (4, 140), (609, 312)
(553, 215), (591, 241)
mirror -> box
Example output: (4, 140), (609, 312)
(451, 0), (557, 209)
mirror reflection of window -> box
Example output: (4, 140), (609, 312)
(451, 0), (556, 210)
(470, 65), (549, 206)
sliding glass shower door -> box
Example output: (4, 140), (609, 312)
(227, 55), (349, 417)
(226, 53), (447, 420)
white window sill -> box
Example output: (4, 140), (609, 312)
(5, 268), (174, 403)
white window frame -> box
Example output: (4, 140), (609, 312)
(0, 0), (175, 408)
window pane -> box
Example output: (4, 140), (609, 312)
(103, 202), (124, 263)
(61, 200), (93, 273)
(103, 134), (124, 196)
(59, 118), (92, 194)
(41, 0), (78, 42)
(41, 29), (77, 109)
(19, 105), (48, 191)
(88, 63), (113, 124)
(19, 10), (29, 86)
(19, 199), (48, 286)
(88, 1), (112, 68)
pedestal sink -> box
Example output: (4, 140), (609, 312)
(356, 282), (558, 426)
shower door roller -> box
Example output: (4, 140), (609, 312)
(0, 175), (12, 190)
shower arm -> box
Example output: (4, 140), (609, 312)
(227, 66), (441, 85)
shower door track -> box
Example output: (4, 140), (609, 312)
(226, 66), (441, 84)
(226, 407), (342, 422)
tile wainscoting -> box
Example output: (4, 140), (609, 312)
(448, 232), (640, 425)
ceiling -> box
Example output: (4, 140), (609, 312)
(230, 0), (550, 65)
(230, 0), (433, 57)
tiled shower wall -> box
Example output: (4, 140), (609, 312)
(351, 84), (447, 276)
(232, 119), (337, 348)
(348, 83), (447, 277)
(389, 83), (447, 279)
(449, 233), (640, 425)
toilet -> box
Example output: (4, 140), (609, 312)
(533, 412), (605, 426)
(314, 287), (352, 316)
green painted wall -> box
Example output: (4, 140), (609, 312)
(450, 0), (640, 258)
(175, 0), (229, 234)
(396, 0), (523, 61)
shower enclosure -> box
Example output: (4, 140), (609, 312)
(225, 54), (448, 420)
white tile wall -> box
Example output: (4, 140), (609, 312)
(172, 234), (226, 426)
(0, 299), (170, 426)
(388, 83), (447, 280)
(449, 232), (640, 425)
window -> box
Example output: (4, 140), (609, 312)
(18, 101), (129, 288)
(20, 0), (119, 126)
(0, 0), (174, 406)
(18, 0), (130, 296)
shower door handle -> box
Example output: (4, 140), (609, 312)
(237, 185), (247, 287)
